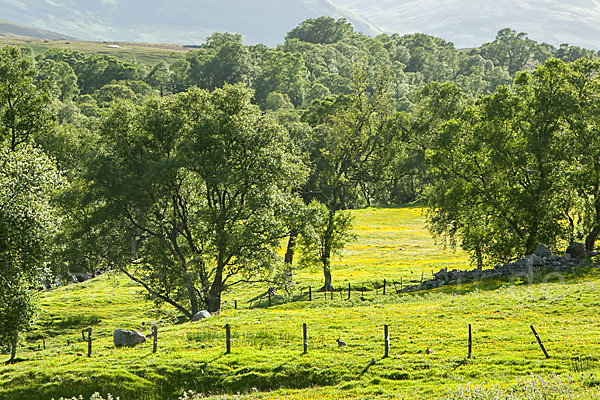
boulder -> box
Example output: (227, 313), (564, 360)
(566, 242), (586, 260)
(534, 244), (552, 259)
(113, 329), (146, 347)
(528, 254), (545, 266)
(191, 310), (211, 322)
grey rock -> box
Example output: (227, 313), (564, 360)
(191, 310), (211, 322)
(548, 254), (561, 262)
(534, 244), (552, 258)
(113, 329), (146, 347)
(529, 254), (544, 266)
(562, 253), (572, 262)
(566, 242), (586, 260)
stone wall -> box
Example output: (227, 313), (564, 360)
(401, 243), (598, 293)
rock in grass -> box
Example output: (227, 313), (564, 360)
(191, 310), (211, 322)
(113, 329), (146, 347)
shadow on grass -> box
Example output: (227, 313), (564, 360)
(452, 358), (469, 370)
(359, 357), (380, 378)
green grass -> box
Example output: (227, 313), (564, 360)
(2, 207), (600, 400)
(0, 37), (186, 65)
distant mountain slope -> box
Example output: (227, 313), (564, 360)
(0, 0), (382, 46)
(331, 0), (600, 49)
(0, 18), (77, 40)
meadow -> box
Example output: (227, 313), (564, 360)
(0, 37), (186, 65)
(2, 207), (600, 400)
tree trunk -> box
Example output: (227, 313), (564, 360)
(208, 250), (225, 313)
(475, 245), (483, 270)
(10, 330), (17, 361)
(321, 264), (333, 292)
(586, 194), (600, 252)
(393, 177), (401, 205)
(320, 204), (336, 292)
(207, 274), (222, 314)
(184, 273), (199, 317)
(284, 231), (298, 265)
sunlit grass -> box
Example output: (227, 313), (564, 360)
(1, 207), (599, 400)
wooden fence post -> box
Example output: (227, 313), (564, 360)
(225, 324), (231, 354)
(530, 325), (550, 359)
(153, 325), (158, 353)
(81, 330), (86, 341)
(384, 325), (390, 358)
(235, 300), (237, 310)
(43, 338), (46, 350)
(87, 327), (92, 357)
(309, 286), (312, 302)
(468, 324), (472, 359)
(303, 323), (308, 354)
(348, 283), (351, 300)
(383, 279), (386, 295)
(268, 291), (272, 307)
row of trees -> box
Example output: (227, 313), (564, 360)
(1, 18), (600, 357)
(0, 42), (396, 358)
(424, 58), (600, 267)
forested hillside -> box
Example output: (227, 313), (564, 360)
(1, 17), (600, 384)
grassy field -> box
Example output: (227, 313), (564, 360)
(0, 37), (186, 65)
(2, 207), (600, 400)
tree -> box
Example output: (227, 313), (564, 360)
(297, 201), (355, 273)
(35, 58), (79, 102)
(301, 68), (394, 289)
(185, 33), (256, 91)
(0, 46), (54, 151)
(286, 17), (354, 45)
(254, 50), (308, 107)
(86, 84), (306, 316)
(426, 61), (574, 266)
(563, 59), (600, 251)
(479, 28), (545, 76)
(0, 146), (62, 360)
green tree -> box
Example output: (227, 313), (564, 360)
(426, 61), (574, 265)
(286, 17), (354, 45)
(0, 46), (54, 151)
(563, 59), (600, 251)
(0, 146), (62, 360)
(86, 84), (306, 316)
(480, 28), (545, 76)
(35, 58), (79, 102)
(302, 68), (394, 289)
(254, 50), (308, 107)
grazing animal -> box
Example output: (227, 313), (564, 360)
(336, 337), (347, 347)
(425, 347), (434, 354)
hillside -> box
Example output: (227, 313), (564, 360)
(0, 0), (382, 46)
(331, 0), (600, 49)
(0, 18), (77, 40)
(2, 208), (600, 399)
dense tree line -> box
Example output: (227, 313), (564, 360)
(1, 17), (599, 357)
